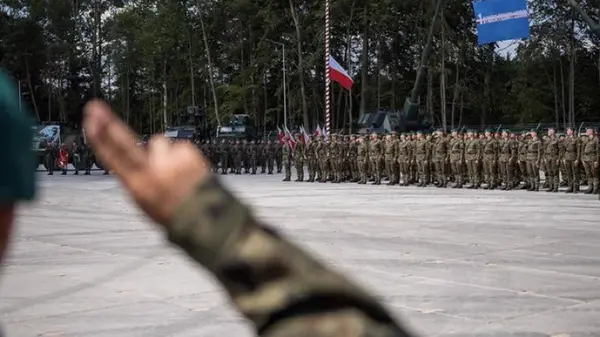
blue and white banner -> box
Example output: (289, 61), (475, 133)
(473, 0), (530, 45)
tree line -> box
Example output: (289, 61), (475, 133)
(1, 0), (599, 134)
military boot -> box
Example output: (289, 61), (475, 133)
(565, 184), (573, 193)
(282, 177), (290, 182)
(584, 180), (593, 194)
(527, 181), (535, 191)
(546, 180), (554, 192)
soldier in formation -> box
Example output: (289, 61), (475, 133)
(282, 127), (599, 196)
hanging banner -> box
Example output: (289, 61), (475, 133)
(473, 0), (530, 45)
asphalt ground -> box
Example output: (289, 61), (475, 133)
(2, 171), (600, 336)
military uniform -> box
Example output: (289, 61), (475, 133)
(415, 133), (430, 187)
(449, 131), (465, 188)
(562, 131), (581, 193)
(169, 175), (412, 337)
(306, 137), (318, 182)
(432, 132), (448, 187)
(543, 132), (561, 192)
(581, 129), (599, 194)
(282, 140), (292, 181)
(357, 137), (369, 184)
(465, 132), (481, 188)
(526, 132), (542, 191)
(384, 136), (397, 185)
(482, 132), (498, 189)
(369, 135), (382, 185)
(293, 136), (306, 181)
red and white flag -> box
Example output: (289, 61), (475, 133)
(277, 126), (285, 144)
(300, 126), (310, 143)
(329, 56), (353, 90)
(314, 124), (322, 136)
(284, 125), (296, 149)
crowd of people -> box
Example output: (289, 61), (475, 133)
(39, 126), (600, 200)
(197, 127), (600, 198)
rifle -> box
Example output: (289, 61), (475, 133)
(578, 122), (584, 135)
(496, 125), (502, 133)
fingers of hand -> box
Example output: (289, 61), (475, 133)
(83, 99), (148, 176)
(148, 135), (172, 167)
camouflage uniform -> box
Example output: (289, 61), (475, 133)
(581, 129), (599, 194)
(247, 141), (258, 174)
(562, 129), (581, 193)
(219, 140), (229, 174)
(233, 141), (243, 174)
(306, 136), (318, 182)
(397, 135), (411, 186)
(168, 175), (412, 337)
(348, 135), (359, 182)
(517, 135), (529, 189)
(449, 131), (465, 188)
(464, 131), (480, 188)
(282, 139), (292, 181)
(264, 140), (275, 174)
(384, 135), (397, 185)
(415, 133), (430, 186)
(482, 131), (499, 189)
(293, 135), (306, 181)
(432, 131), (448, 187)
(274, 141), (283, 173)
(357, 137), (369, 184)
(543, 130), (561, 192)
(526, 131), (542, 191)
(369, 134), (382, 185)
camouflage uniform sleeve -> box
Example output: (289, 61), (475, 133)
(167, 175), (412, 337)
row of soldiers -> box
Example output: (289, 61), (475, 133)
(284, 127), (600, 195)
(43, 142), (110, 175)
(197, 138), (284, 175)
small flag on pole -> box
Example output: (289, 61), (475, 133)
(328, 56), (354, 90)
(472, 0), (530, 45)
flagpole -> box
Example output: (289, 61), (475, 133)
(324, 0), (331, 135)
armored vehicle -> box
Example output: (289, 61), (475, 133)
(164, 126), (198, 141)
(357, 110), (432, 135)
(215, 114), (256, 140)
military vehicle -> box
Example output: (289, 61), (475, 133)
(354, 0), (442, 135)
(357, 109), (432, 134)
(164, 126), (197, 141)
(215, 114), (256, 140)
(32, 123), (92, 171)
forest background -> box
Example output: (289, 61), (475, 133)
(2, 0), (600, 134)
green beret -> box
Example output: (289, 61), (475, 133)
(530, 128), (537, 132)
(484, 129), (492, 133)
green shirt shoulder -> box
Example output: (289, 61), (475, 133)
(0, 70), (36, 205)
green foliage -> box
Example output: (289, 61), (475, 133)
(1, 0), (599, 133)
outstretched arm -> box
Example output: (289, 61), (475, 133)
(83, 99), (414, 337)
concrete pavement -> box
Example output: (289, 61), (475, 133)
(2, 172), (600, 336)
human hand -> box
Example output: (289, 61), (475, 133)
(83, 100), (210, 226)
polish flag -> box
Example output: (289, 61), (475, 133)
(314, 125), (322, 136)
(284, 125), (296, 149)
(277, 126), (285, 144)
(300, 126), (310, 143)
(329, 56), (353, 90)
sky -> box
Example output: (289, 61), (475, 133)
(496, 39), (520, 58)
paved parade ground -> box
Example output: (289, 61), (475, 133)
(2, 170), (600, 336)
